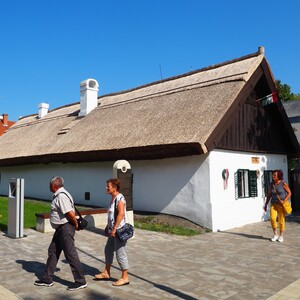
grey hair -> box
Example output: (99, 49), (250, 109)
(50, 176), (64, 187)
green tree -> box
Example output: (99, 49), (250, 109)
(275, 80), (300, 102)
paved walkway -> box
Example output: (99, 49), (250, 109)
(1, 215), (300, 299)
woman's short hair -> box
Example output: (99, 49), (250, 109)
(273, 170), (283, 180)
(107, 178), (121, 192)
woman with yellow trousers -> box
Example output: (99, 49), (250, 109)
(264, 170), (292, 243)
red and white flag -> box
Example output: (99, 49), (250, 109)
(257, 92), (279, 106)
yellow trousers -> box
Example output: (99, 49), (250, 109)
(270, 204), (285, 231)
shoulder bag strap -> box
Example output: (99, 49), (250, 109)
(114, 195), (127, 223)
(114, 197), (118, 222)
(57, 192), (83, 218)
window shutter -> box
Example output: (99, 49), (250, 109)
(249, 170), (258, 197)
(236, 170), (243, 198)
(234, 172), (239, 199)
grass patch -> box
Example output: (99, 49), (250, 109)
(0, 197), (52, 231)
(135, 222), (202, 236)
(134, 215), (207, 236)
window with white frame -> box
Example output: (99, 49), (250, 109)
(235, 169), (258, 199)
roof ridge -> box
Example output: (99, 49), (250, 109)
(18, 102), (80, 121)
(100, 76), (247, 109)
(7, 112), (75, 131)
(98, 48), (263, 99)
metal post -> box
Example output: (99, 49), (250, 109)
(7, 178), (24, 238)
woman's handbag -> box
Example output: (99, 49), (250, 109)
(116, 223), (134, 242)
(273, 184), (292, 215)
(283, 200), (292, 215)
(114, 198), (134, 242)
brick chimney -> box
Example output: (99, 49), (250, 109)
(2, 114), (8, 126)
(79, 79), (99, 116)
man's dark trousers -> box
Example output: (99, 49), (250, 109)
(42, 222), (86, 284)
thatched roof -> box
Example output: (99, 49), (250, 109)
(0, 47), (295, 166)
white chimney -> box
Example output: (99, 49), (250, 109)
(38, 103), (49, 118)
(258, 46), (265, 55)
(79, 78), (99, 116)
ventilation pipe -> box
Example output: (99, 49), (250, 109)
(38, 103), (49, 119)
(79, 79), (99, 116)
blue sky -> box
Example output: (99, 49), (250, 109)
(0, 0), (299, 121)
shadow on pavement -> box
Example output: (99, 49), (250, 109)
(77, 247), (198, 300)
(219, 231), (270, 240)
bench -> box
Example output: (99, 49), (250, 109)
(35, 208), (134, 233)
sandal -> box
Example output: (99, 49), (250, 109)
(112, 278), (130, 286)
(94, 273), (110, 280)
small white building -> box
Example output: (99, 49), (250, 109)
(0, 47), (298, 232)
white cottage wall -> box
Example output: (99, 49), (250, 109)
(131, 154), (212, 228)
(209, 150), (288, 232)
(0, 163), (114, 207)
(0, 154), (212, 228)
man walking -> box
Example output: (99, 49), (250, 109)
(34, 176), (87, 291)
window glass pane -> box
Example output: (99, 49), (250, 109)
(244, 170), (249, 197)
